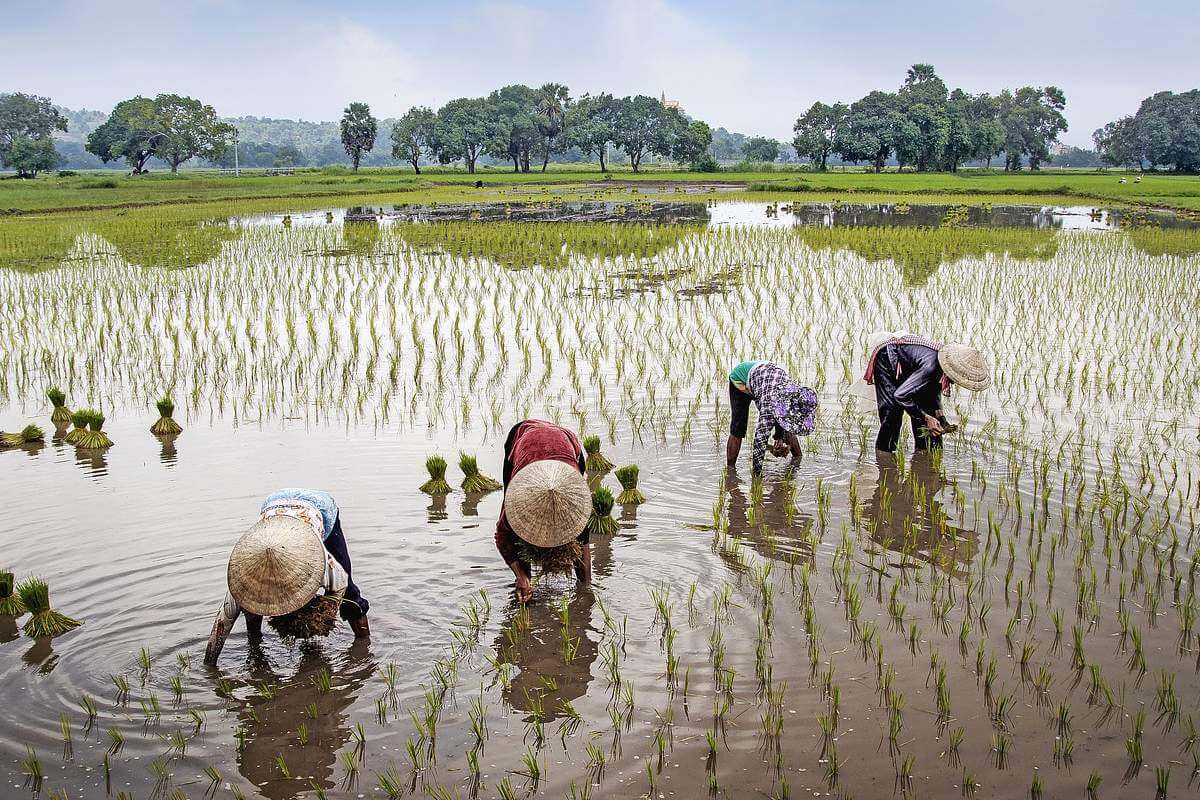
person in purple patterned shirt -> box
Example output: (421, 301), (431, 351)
(726, 361), (818, 474)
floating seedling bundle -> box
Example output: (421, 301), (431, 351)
(16, 578), (81, 638)
(47, 387), (71, 427)
(585, 486), (619, 537)
(64, 410), (89, 445)
(614, 465), (646, 505)
(76, 410), (113, 450)
(460, 452), (501, 494)
(514, 539), (583, 575)
(1, 424), (43, 448)
(420, 455), (452, 495)
(268, 591), (344, 639)
(582, 435), (613, 473)
(0, 571), (26, 616)
(150, 396), (183, 436)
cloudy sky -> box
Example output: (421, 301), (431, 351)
(3, 0), (1195, 147)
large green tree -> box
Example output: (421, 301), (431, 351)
(86, 94), (231, 173)
(897, 64), (949, 171)
(0, 93), (67, 177)
(534, 82), (571, 172)
(999, 87), (1067, 171)
(564, 93), (617, 171)
(612, 95), (674, 172)
(792, 101), (848, 171)
(835, 92), (916, 172)
(672, 118), (714, 169)
(390, 106), (436, 174)
(340, 101), (377, 172)
(742, 136), (780, 162)
(433, 97), (491, 173)
(485, 85), (540, 172)
(943, 90), (1003, 171)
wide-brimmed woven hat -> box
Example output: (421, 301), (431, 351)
(227, 515), (326, 616)
(938, 343), (992, 391)
(505, 459), (591, 548)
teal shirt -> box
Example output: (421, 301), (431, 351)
(729, 361), (763, 387)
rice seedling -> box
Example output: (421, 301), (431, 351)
(21, 746), (43, 788)
(74, 408), (114, 449)
(47, 386), (72, 426)
(16, 577), (81, 637)
(1087, 770), (1102, 799)
(149, 396), (183, 435)
(582, 434), (613, 473)
(584, 486), (619, 537)
(614, 464), (646, 505)
(459, 451), (501, 493)
(420, 455), (452, 494)
(0, 570), (26, 615)
(0, 423), (43, 447)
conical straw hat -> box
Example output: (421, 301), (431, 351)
(227, 515), (326, 616)
(505, 459), (591, 548)
(938, 343), (992, 392)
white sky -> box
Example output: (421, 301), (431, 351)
(3, 0), (1195, 147)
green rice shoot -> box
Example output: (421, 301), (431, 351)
(585, 486), (619, 537)
(614, 464), (646, 505)
(583, 435), (614, 473)
(47, 387), (71, 426)
(150, 396), (183, 436)
(420, 454), (452, 495)
(460, 452), (502, 494)
(16, 578), (82, 638)
(0, 570), (26, 616)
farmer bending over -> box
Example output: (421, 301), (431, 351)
(495, 420), (593, 603)
(203, 488), (369, 665)
(864, 334), (991, 454)
(726, 361), (818, 475)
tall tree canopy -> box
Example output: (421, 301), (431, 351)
(534, 83), (570, 172)
(340, 102), (377, 172)
(391, 106), (436, 173)
(1095, 90), (1200, 172)
(742, 136), (780, 162)
(612, 95), (677, 172)
(792, 102), (848, 171)
(999, 87), (1067, 171)
(86, 94), (231, 173)
(564, 93), (617, 172)
(0, 92), (67, 177)
(433, 97), (491, 173)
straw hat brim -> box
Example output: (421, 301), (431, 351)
(505, 459), (591, 549)
(228, 515), (326, 617)
(938, 344), (992, 392)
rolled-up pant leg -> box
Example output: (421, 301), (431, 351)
(325, 517), (369, 620)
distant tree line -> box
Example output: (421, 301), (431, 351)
(1093, 90), (1200, 172)
(792, 64), (1068, 172)
(0, 93), (68, 177)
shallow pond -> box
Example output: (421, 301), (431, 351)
(2, 203), (1200, 799)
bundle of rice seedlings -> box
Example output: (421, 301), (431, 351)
(614, 465), (646, 505)
(17, 578), (82, 638)
(268, 591), (344, 639)
(47, 388), (72, 427)
(584, 486), (619, 537)
(64, 410), (90, 445)
(149, 396), (183, 436)
(0, 571), (26, 616)
(77, 410), (114, 450)
(1, 425), (44, 448)
(420, 455), (452, 495)
(460, 452), (501, 494)
(582, 435), (614, 473)
(514, 540), (583, 575)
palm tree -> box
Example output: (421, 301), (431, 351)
(535, 83), (570, 172)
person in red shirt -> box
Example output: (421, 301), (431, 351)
(494, 420), (593, 602)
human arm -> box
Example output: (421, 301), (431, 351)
(203, 592), (242, 666)
(496, 515), (533, 602)
(892, 352), (943, 420)
(574, 543), (592, 584)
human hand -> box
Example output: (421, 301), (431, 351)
(924, 415), (945, 436)
(770, 440), (790, 457)
(514, 574), (533, 603)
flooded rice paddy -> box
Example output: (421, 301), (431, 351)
(2, 199), (1200, 799)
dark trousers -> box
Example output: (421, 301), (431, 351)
(873, 352), (941, 454)
(729, 381), (785, 439)
(325, 517), (369, 620)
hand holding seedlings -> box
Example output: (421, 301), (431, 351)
(204, 488), (370, 665)
(725, 360), (816, 474)
(495, 421), (592, 600)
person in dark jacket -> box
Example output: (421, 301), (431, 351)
(495, 420), (593, 603)
(864, 335), (992, 453)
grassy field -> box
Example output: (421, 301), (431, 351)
(2, 165), (1199, 215)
